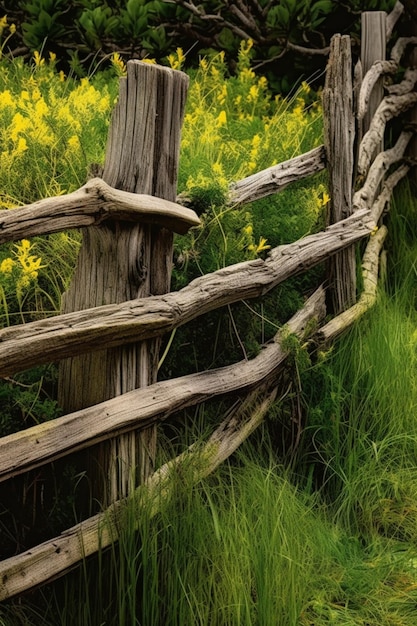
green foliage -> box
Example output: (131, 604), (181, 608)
(0, 0), (397, 87)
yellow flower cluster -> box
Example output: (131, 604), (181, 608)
(167, 48), (186, 71)
(0, 239), (44, 308)
(0, 52), (113, 207)
(0, 15), (16, 58)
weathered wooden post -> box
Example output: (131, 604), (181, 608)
(407, 22), (417, 191)
(58, 61), (190, 504)
(323, 35), (356, 314)
(361, 12), (387, 141)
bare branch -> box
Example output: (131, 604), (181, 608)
(228, 145), (326, 205)
(286, 41), (330, 56)
(355, 131), (413, 209)
(357, 97), (417, 176)
(386, 1), (404, 40)
(318, 226), (387, 342)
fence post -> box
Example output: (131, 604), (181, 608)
(58, 61), (189, 504)
(323, 35), (356, 314)
(361, 12), (387, 138)
(407, 22), (417, 191)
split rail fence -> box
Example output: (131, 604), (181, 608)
(0, 1), (416, 600)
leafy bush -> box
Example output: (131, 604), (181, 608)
(0, 0), (397, 90)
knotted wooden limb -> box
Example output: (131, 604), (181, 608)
(317, 226), (387, 343)
(355, 131), (413, 210)
(358, 37), (417, 121)
(386, 68), (417, 96)
(358, 95), (417, 177)
(0, 209), (376, 378)
(228, 145), (326, 205)
(0, 178), (200, 243)
(386, 1), (404, 40)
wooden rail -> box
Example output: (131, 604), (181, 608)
(0, 0), (416, 600)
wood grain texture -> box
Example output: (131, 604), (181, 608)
(318, 227), (387, 342)
(355, 131), (413, 210)
(361, 11), (386, 138)
(0, 288), (325, 601)
(58, 60), (189, 500)
(0, 178), (200, 243)
(0, 288), (325, 482)
(228, 145), (326, 205)
(322, 34), (356, 314)
(0, 209), (376, 378)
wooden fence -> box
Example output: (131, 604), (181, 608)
(0, 1), (416, 600)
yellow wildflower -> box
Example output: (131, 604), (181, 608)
(217, 110), (227, 127)
(15, 137), (28, 154)
(217, 84), (227, 105)
(248, 85), (259, 102)
(67, 135), (80, 150)
(0, 257), (15, 273)
(33, 51), (45, 67)
(0, 90), (14, 108)
(258, 76), (268, 90)
(255, 237), (270, 254)
(167, 48), (185, 70)
(14, 239), (45, 283)
(111, 52), (126, 76)
(10, 112), (30, 141)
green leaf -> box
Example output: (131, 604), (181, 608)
(267, 5), (290, 29)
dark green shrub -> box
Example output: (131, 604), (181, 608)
(0, 0), (397, 88)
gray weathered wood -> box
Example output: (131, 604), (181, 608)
(58, 61), (189, 502)
(358, 94), (417, 176)
(0, 178), (200, 244)
(318, 226), (387, 342)
(358, 60), (397, 121)
(361, 12), (387, 138)
(369, 163), (410, 222)
(0, 287), (326, 483)
(0, 288), (325, 602)
(355, 131), (414, 210)
(386, 1), (404, 40)
(228, 145), (326, 205)
(387, 67), (417, 95)
(322, 35), (356, 314)
(0, 209), (376, 378)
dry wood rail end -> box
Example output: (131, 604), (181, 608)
(0, 177), (201, 243)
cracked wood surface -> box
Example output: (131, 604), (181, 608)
(0, 209), (375, 377)
(0, 178), (200, 242)
(0, 288), (325, 601)
(228, 145), (326, 205)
